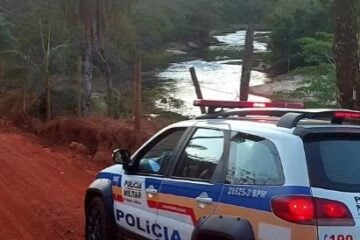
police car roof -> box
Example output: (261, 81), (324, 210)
(168, 107), (360, 137)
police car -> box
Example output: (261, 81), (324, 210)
(85, 100), (360, 240)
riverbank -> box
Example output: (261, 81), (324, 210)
(249, 74), (307, 101)
(154, 29), (273, 116)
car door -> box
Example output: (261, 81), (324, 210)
(113, 127), (189, 239)
(216, 131), (298, 239)
(155, 124), (229, 240)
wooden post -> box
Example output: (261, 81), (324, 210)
(240, 24), (255, 101)
(77, 57), (82, 118)
(133, 59), (142, 145)
(190, 67), (206, 114)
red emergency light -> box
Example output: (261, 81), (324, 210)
(194, 99), (304, 109)
(333, 112), (360, 119)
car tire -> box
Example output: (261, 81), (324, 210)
(85, 197), (117, 240)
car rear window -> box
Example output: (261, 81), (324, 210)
(305, 135), (360, 192)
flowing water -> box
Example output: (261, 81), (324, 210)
(156, 30), (271, 116)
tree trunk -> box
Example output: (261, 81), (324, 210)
(83, 44), (93, 116)
(22, 83), (26, 114)
(133, 60), (142, 146)
(105, 64), (113, 116)
(332, 0), (359, 109)
(240, 24), (255, 101)
(45, 28), (51, 121)
(124, 0), (132, 14)
(46, 75), (51, 121)
(0, 60), (4, 80)
(77, 57), (82, 118)
(92, 1), (112, 116)
(96, 47), (113, 116)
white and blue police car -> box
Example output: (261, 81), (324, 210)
(85, 100), (360, 240)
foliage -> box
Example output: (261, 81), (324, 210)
(220, 0), (276, 25)
(0, 15), (14, 51)
(267, 0), (332, 74)
(1, 0), (343, 120)
(291, 33), (337, 106)
(293, 64), (337, 106)
(297, 32), (333, 65)
(0, 0), (277, 121)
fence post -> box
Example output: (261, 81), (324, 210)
(190, 67), (206, 114)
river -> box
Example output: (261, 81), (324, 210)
(156, 30), (271, 116)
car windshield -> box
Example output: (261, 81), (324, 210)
(305, 136), (360, 192)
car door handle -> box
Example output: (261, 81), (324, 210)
(146, 188), (158, 195)
(196, 197), (213, 204)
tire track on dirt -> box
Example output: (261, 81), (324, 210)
(0, 132), (104, 240)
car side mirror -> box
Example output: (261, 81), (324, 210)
(112, 149), (131, 167)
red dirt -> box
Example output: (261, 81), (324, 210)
(0, 131), (105, 240)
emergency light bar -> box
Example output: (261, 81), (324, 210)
(194, 99), (304, 110)
(193, 99), (360, 128)
(333, 112), (360, 119)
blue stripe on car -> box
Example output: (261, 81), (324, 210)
(99, 174), (311, 213)
(146, 178), (311, 212)
(220, 185), (311, 211)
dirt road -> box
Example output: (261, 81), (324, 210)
(0, 131), (104, 240)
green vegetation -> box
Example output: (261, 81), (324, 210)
(267, 0), (332, 74)
(267, 0), (359, 108)
(0, 0), (275, 121)
(291, 33), (336, 106)
(0, 0), (358, 123)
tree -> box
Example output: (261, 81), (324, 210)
(293, 33), (336, 106)
(78, 0), (137, 117)
(332, 0), (359, 109)
(0, 0), (75, 119)
(0, 15), (14, 80)
(79, 0), (99, 116)
(268, 0), (332, 74)
(0, 0), (281, 120)
(298, 33), (333, 66)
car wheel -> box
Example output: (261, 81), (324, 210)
(86, 197), (116, 240)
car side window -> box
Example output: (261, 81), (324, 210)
(172, 128), (225, 181)
(226, 132), (284, 185)
(136, 128), (186, 175)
